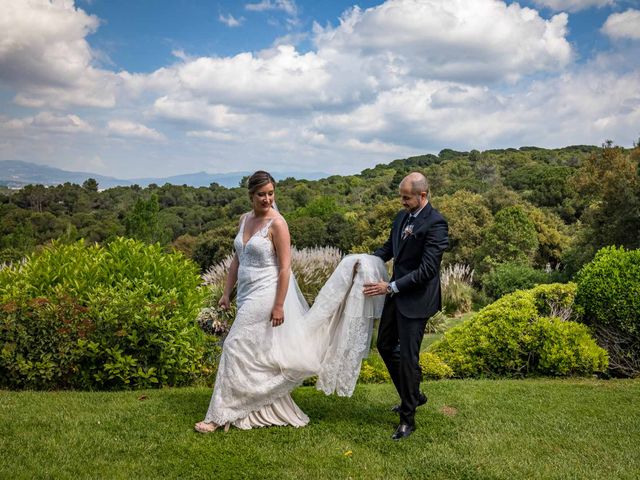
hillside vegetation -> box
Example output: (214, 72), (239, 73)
(2, 144), (638, 283)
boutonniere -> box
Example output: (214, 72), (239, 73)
(402, 224), (414, 240)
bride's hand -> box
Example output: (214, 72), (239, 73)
(218, 295), (231, 310)
(271, 305), (284, 327)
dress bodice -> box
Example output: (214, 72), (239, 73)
(234, 215), (278, 269)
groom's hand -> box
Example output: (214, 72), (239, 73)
(363, 280), (389, 296)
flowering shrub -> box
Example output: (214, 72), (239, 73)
(0, 239), (208, 390)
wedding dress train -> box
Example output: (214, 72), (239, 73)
(203, 216), (387, 429)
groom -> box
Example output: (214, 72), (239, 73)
(364, 172), (448, 440)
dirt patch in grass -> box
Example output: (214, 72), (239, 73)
(440, 405), (458, 417)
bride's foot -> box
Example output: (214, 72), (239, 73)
(194, 421), (219, 433)
(194, 421), (231, 433)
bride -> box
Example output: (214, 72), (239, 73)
(195, 171), (386, 432)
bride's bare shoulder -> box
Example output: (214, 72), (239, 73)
(238, 212), (251, 227)
(269, 214), (288, 229)
(268, 215), (290, 243)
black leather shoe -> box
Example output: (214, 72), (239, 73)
(391, 423), (415, 440)
(391, 392), (428, 413)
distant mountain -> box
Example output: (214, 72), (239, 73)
(0, 160), (330, 189)
(0, 160), (127, 189)
(132, 170), (329, 188)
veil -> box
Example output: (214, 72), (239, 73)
(271, 254), (387, 396)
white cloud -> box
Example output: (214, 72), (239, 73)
(1, 112), (93, 134)
(345, 137), (400, 153)
(272, 32), (308, 47)
(186, 130), (237, 142)
(171, 49), (189, 61)
(153, 96), (246, 129)
(314, 0), (572, 84)
(0, 0), (119, 108)
(602, 9), (640, 40)
(127, 0), (574, 126)
(163, 46), (334, 110)
(107, 120), (165, 141)
(531, 0), (614, 13)
(309, 52), (640, 153)
(219, 13), (244, 27)
(245, 0), (297, 16)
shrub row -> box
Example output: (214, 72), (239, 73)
(0, 239), (208, 390)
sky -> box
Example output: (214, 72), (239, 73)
(1, 0), (639, 179)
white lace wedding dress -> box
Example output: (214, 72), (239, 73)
(202, 215), (387, 429)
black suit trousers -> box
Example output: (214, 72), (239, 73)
(376, 295), (427, 427)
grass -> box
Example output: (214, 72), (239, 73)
(2, 379), (639, 479)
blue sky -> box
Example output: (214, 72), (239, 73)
(1, 0), (639, 179)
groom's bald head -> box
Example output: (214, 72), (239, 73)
(401, 172), (429, 196)
(399, 172), (429, 213)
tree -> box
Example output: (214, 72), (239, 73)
(570, 143), (640, 264)
(521, 205), (570, 268)
(505, 164), (574, 212)
(325, 213), (358, 253)
(477, 206), (539, 271)
(288, 216), (327, 248)
(123, 193), (167, 244)
(192, 224), (237, 270)
(82, 178), (98, 192)
(14, 184), (48, 212)
(436, 190), (493, 266)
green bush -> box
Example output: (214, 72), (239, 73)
(0, 238), (208, 390)
(575, 246), (640, 335)
(419, 352), (453, 379)
(358, 355), (391, 384)
(358, 351), (454, 383)
(430, 283), (608, 378)
(483, 262), (551, 299)
(575, 246), (640, 377)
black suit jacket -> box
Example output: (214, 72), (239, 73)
(373, 203), (449, 319)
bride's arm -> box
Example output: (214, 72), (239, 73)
(218, 214), (244, 309)
(218, 253), (239, 310)
(270, 217), (291, 327)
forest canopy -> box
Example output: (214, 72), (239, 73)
(1, 143), (638, 287)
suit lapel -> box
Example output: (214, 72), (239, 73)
(395, 203), (432, 259)
(395, 211), (409, 250)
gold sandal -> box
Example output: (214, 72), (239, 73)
(194, 421), (231, 433)
(194, 421), (219, 433)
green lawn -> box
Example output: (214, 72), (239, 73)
(2, 379), (639, 479)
